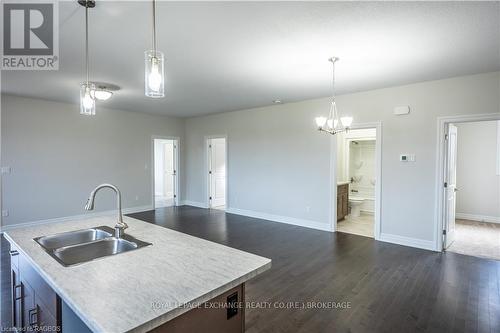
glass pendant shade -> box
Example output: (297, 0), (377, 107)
(315, 116), (327, 128)
(340, 116), (353, 128)
(80, 82), (96, 116)
(145, 50), (165, 98)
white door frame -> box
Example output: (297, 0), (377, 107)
(151, 136), (180, 209)
(205, 135), (228, 208)
(330, 121), (382, 241)
(434, 113), (500, 251)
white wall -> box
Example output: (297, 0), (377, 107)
(1, 95), (185, 227)
(455, 121), (500, 221)
(185, 72), (500, 246)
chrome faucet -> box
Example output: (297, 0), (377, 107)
(84, 184), (128, 238)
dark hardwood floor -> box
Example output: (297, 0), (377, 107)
(128, 206), (500, 333)
(2, 206), (500, 332)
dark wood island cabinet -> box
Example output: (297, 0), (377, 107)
(9, 243), (62, 332)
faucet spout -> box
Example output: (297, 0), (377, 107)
(84, 183), (128, 237)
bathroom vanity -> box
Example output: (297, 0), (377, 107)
(4, 216), (271, 333)
(337, 182), (349, 221)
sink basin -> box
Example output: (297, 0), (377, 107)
(53, 238), (139, 266)
(35, 226), (113, 249)
(34, 226), (151, 266)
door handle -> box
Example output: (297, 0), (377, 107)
(28, 307), (38, 327)
(13, 284), (22, 300)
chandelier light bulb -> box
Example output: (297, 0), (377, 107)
(148, 59), (162, 91)
(80, 82), (96, 116)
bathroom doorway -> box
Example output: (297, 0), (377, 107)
(206, 136), (227, 210)
(153, 137), (179, 209)
(437, 116), (500, 260)
(333, 124), (381, 239)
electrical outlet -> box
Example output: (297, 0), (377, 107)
(226, 292), (238, 319)
(135, 195), (139, 201)
(306, 206), (311, 213)
(2, 210), (9, 217)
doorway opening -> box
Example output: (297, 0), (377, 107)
(334, 125), (381, 239)
(206, 137), (227, 210)
(153, 137), (179, 209)
(439, 117), (500, 260)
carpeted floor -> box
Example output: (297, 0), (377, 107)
(448, 219), (500, 261)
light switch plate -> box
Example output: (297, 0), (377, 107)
(2, 210), (9, 217)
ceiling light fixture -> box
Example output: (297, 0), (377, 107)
(94, 87), (113, 101)
(78, 0), (96, 116)
(144, 0), (165, 98)
(315, 57), (353, 135)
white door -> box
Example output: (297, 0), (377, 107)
(154, 139), (177, 208)
(163, 141), (177, 205)
(444, 124), (458, 248)
(209, 138), (226, 207)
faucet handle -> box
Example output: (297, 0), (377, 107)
(115, 221), (128, 230)
(114, 221), (128, 238)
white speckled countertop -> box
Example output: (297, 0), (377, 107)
(4, 216), (271, 333)
(337, 181), (350, 185)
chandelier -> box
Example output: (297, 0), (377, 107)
(315, 57), (353, 135)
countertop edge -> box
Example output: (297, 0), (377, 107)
(4, 229), (272, 333)
(131, 260), (272, 333)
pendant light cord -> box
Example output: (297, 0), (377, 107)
(85, 1), (89, 84)
(328, 59), (336, 120)
(331, 60), (336, 103)
(152, 0), (157, 54)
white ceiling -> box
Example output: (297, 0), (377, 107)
(2, 1), (499, 117)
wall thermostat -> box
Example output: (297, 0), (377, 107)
(400, 154), (415, 162)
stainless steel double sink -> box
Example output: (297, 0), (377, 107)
(34, 226), (151, 266)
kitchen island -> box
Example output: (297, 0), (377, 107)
(4, 215), (271, 333)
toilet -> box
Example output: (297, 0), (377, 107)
(349, 198), (364, 217)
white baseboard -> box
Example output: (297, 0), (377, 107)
(226, 207), (332, 232)
(180, 200), (209, 209)
(379, 233), (436, 251)
(456, 213), (500, 224)
(0, 205), (153, 233)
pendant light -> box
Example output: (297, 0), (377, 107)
(145, 0), (165, 98)
(79, 0), (96, 115)
(315, 57), (353, 135)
